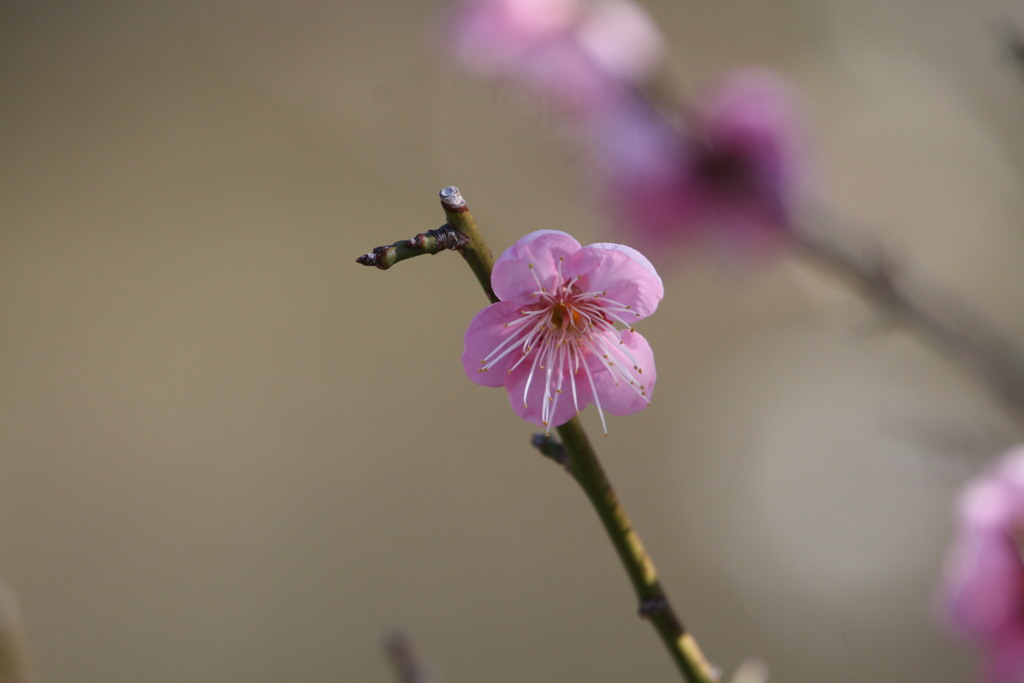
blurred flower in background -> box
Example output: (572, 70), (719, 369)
(447, 0), (809, 257)
(594, 69), (808, 253)
(942, 446), (1024, 683)
(447, 0), (664, 115)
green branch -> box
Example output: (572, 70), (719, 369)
(438, 186), (717, 682)
(358, 185), (718, 681)
(354, 186), (497, 305)
(552, 419), (717, 683)
(438, 186), (498, 304)
(356, 224), (469, 270)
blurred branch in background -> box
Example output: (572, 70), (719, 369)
(792, 212), (1024, 423)
(1005, 26), (1024, 77)
(0, 581), (36, 683)
(383, 631), (434, 683)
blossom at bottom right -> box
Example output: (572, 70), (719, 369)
(943, 446), (1024, 682)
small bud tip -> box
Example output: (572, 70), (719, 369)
(439, 185), (466, 209)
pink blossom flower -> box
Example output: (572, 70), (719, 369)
(462, 230), (662, 431)
(594, 69), (808, 253)
(446, 0), (663, 115)
(942, 446), (1024, 682)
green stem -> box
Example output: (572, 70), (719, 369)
(439, 186), (498, 304)
(355, 224), (469, 270)
(438, 186), (718, 682)
(555, 418), (717, 683)
(352, 187), (496, 303)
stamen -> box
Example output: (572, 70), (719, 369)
(542, 344), (556, 425)
(481, 320), (540, 371)
(593, 335), (649, 403)
(580, 355), (608, 435)
(522, 343), (545, 409)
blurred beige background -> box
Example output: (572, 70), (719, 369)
(3, 1), (1024, 681)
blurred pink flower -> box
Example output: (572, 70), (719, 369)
(942, 446), (1024, 682)
(462, 230), (662, 432)
(446, 0), (663, 114)
(595, 69), (808, 252)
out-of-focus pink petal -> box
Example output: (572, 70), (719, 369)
(575, 0), (663, 83)
(589, 97), (682, 182)
(570, 241), (663, 318)
(703, 70), (804, 158)
(448, 0), (582, 72)
(462, 300), (527, 387)
(986, 623), (1024, 683)
(447, 0), (664, 116)
(945, 478), (1021, 634)
(944, 528), (1020, 636)
(586, 329), (655, 415)
(993, 447), (1024, 520)
(491, 230), (582, 303)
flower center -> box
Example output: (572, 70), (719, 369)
(692, 140), (758, 198)
(550, 300), (583, 329)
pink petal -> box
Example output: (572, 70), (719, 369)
(586, 329), (655, 415)
(504, 351), (593, 428)
(462, 300), (528, 387)
(491, 230), (582, 303)
(568, 242), (663, 318)
(993, 448), (1024, 520)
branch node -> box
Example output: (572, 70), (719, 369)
(530, 433), (571, 471)
(355, 224), (469, 270)
(383, 630), (433, 683)
(638, 597), (670, 620)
